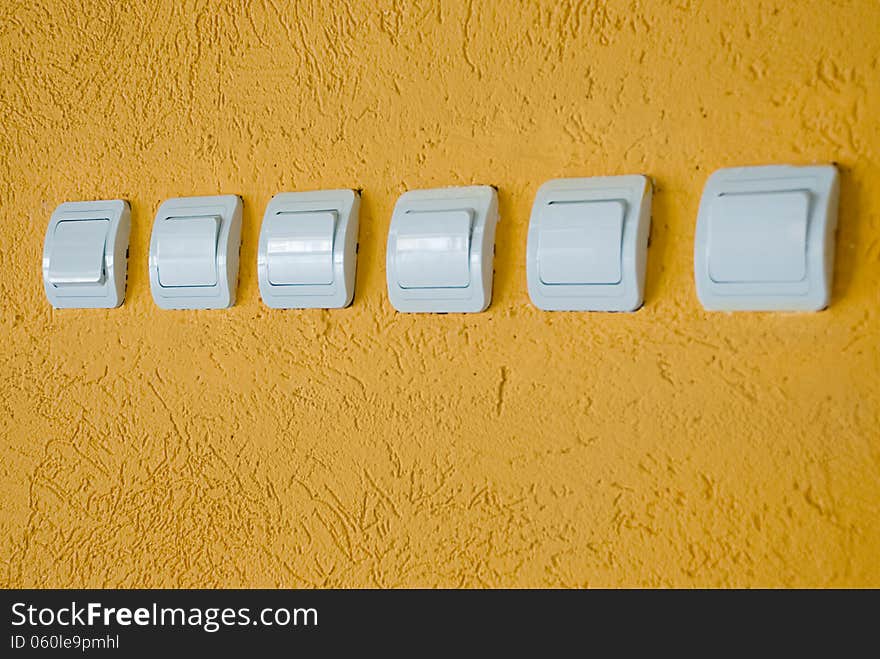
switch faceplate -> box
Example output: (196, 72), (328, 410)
(386, 186), (498, 313)
(257, 190), (359, 309)
(526, 176), (652, 311)
(149, 195), (242, 309)
(42, 200), (130, 309)
(695, 165), (839, 311)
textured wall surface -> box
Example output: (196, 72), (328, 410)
(1, 0), (879, 588)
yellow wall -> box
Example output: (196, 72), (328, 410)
(2, 0), (878, 588)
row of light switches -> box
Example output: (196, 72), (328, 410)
(42, 164), (839, 313)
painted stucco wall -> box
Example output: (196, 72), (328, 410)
(1, 0), (878, 588)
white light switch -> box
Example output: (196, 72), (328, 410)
(527, 176), (651, 311)
(156, 215), (220, 287)
(257, 190), (359, 309)
(386, 186), (498, 313)
(149, 195), (242, 309)
(396, 210), (472, 288)
(695, 165), (839, 311)
(708, 191), (808, 283)
(48, 219), (110, 285)
(266, 212), (335, 286)
(43, 200), (130, 308)
(538, 201), (624, 285)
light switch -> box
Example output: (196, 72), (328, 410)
(156, 215), (220, 287)
(396, 210), (472, 288)
(48, 220), (110, 285)
(526, 176), (651, 312)
(266, 212), (335, 286)
(42, 200), (130, 308)
(386, 186), (498, 313)
(695, 165), (839, 311)
(708, 191), (808, 283)
(258, 190), (358, 309)
(538, 201), (624, 285)
(149, 195), (242, 309)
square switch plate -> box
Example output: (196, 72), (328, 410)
(526, 176), (652, 311)
(149, 195), (242, 309)
(386, 186), (498, 313)
(694, 165), (839, 311)
(42, 199), (131, 309)
(257, 190), (359, 309)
